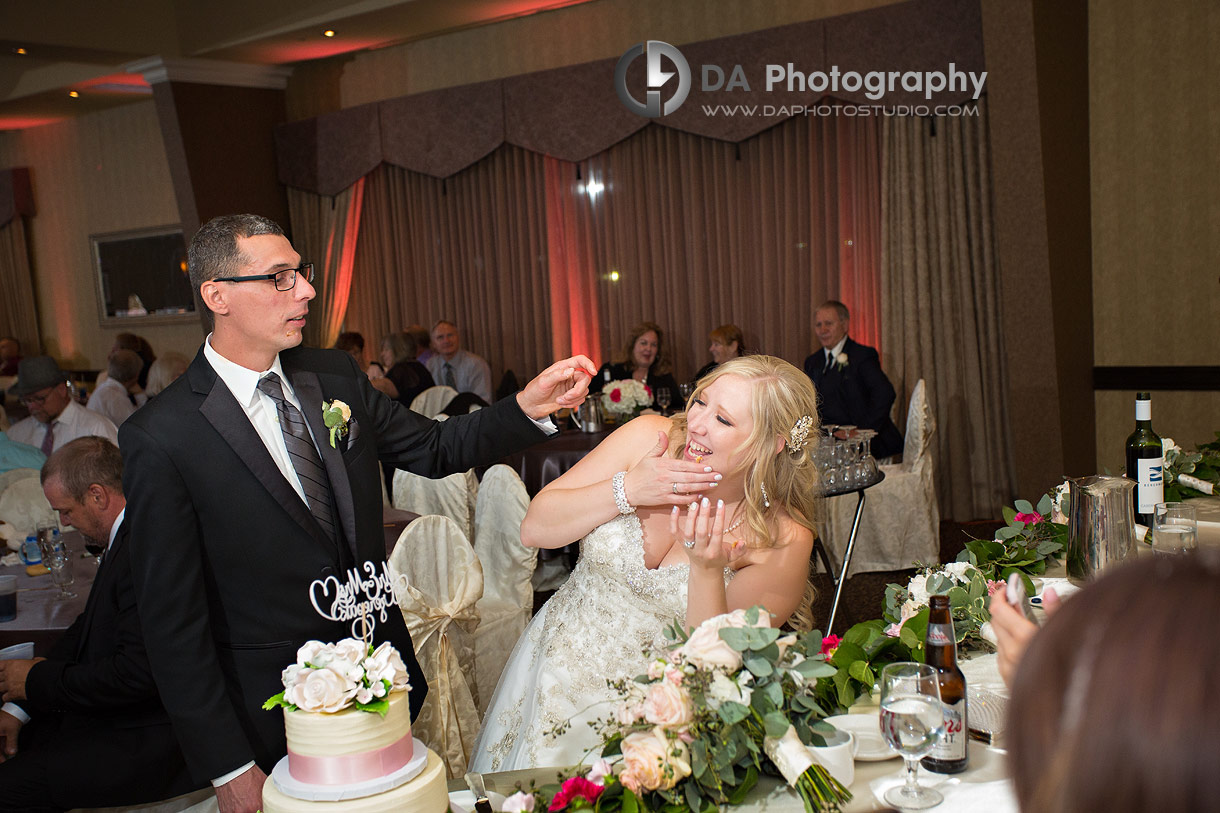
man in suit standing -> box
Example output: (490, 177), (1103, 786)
(0, 437), (198, 810)
(120, 214), (595, 813)
(803, 301), (903, 459)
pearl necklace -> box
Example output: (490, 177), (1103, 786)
(724, 515), (746, 536)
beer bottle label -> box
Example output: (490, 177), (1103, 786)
(931, 697), (967, 761)
(927, 622), (954, 648)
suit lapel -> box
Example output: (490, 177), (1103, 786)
(287, 366), (359, 559)
(192, 354), (335, 557)
(74, 524), (125, 659)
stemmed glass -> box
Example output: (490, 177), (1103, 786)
(678, 383), (694, 409)
(655, 387), (672, 415)
(46, 549), (76, 600)
(880, 662), (945, 809)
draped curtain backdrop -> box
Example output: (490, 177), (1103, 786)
(880, 99), (1016, 519)
(286, 178), (365, 350)
(0, 217), (39, 354)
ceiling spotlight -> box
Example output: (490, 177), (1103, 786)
(323, 29), (336, 37)
(68, 91), (80, 98)
(15, 47), (28, 55)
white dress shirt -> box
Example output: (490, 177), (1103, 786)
(823, 336), (848, 370)
(426, 349), (493, 403)
(86, 377), (142, 428)
(7, 399), (119, 453)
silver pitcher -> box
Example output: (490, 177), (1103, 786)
(1066, 475), (1137, 583)
(577, 400), (604, 433)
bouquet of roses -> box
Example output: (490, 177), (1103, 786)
(521, 608), (850, 813)
(601, 379), (653, 419)
(262, 638), (411, 716)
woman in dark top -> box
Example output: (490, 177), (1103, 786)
(370, 331), (434, 408)
(591, 321), (680, 406)
(692, 323), (748, 384)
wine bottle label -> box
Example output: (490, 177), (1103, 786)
(1136, 457), (1164, 513)
(931, 698), (967, 761)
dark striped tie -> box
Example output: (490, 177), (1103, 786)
(258, 373), (336, 540)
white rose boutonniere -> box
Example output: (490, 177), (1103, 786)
(835, 352), (849, 370)
(322, 399), (352, 448)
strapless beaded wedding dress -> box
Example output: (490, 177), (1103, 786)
(470, 513), (715, 773)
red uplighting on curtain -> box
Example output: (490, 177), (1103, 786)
(320, 177), (365, 347)
(543, 156), (601, 362)
(835, 117), (883, 360)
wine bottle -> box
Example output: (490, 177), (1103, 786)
(1125, 391), (1163, 527)
(922, 594), (968, 773)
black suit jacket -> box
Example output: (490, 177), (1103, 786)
(1, 523), (196, 806)
(119, 346), (548, 783)
(803, 337), (903, 459)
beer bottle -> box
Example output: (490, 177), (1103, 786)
(921, 594), (968, 773)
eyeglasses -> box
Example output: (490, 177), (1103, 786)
(19, 387), (59, 406)
(221, 263), (315, 292)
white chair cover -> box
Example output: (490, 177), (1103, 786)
(391, 468), (478, 540)
(388, 515), (483, 780)
(409, 385), (459, 418)
(819, 379), (940, 576)
(471, 465), (536, 714)
(0, 468), (54, 547)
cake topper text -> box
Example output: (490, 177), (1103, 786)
(309, 560), (401, 639)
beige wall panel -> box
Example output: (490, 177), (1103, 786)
(0, 102), (204, 371)
(1096, 391), (1220, 476)
(1090, 0), (1220, 367)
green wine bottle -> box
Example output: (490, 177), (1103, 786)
(1125, 391), (1163, 527)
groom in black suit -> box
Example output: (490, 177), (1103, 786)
(803, 301), (903, 459)
(0, 438), (198, 810)
(120, 214), (596, 813)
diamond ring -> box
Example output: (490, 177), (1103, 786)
(673, 482), (680, 494)
(683, 539), (696, 549)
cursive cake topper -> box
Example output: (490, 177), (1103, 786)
(309, 560), (401, 639)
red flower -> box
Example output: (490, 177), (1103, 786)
(549, 776), (605, 811)
(820, 634), (842, 657)
(644, 384), (652, 397)
(609, 388), (622, 403)
(1014, 511), (1042, 525)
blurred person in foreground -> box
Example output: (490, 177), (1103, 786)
(119, 214), (596, 813)
(0, 437), (197, 810)
(692, 323), (748, 384)
(1007, 552), (1220, 812)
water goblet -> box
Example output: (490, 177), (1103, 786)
(1152, 502), (1198, 555)
(655, 387), (672, 415)
(46, 550), (77, 600)
(880, 662), (945, 809)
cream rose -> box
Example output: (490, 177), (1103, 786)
(642, 681), (693, 728)
(619, 727), (691, 793)
(365, 641), (410, 690)
(294, 667), (358, 713)
(679, 608), (768, 671)
(706, 671), (753, 709)
(295, 640), (328, 667)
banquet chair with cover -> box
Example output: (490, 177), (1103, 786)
(0, 467), (54, 544)
(409, 385), (459, 419)
(388, 515), (483, 779)
(471, 464), (536, 715)
(391, 468), (478, 540)
(820, 379), (940, 577)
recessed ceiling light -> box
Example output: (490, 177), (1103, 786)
(323, 29), (336, 37)
(68, 91), (80, 98)
(15, 47), (27, 55)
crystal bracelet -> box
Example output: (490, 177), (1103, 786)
(612, 471), (635, 515)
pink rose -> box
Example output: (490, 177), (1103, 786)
(610, 388), (622, 403)
(619, 727), (691, 793)
(1014, 511), (1042, 525)
(642, 681), (693, 728)
(548, 776), (604, 811)
(679, 608), (768, 671)
(587, 758), (613, 785)
(503, 791), (536, 813)
(820, 635), (842, 657)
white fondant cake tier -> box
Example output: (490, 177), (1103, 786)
(263, 747), (448, 813)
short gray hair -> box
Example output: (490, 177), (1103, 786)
(817, 300), (850, 323)
(107, 349), (143, 384)
(41, 437), (123, 500)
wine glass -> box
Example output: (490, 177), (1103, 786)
(880, 662), (945, 809)
(655, 387), (672, 415)
(678, 382), (694, 407)
(46, 550), (77, 600)
(84, 537), (107, 565)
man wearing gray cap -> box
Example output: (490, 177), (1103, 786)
(6, 356), (118, 454)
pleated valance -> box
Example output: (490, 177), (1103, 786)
(276, 0), (984, 194)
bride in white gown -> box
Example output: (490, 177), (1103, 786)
(471, 356), (822, 773)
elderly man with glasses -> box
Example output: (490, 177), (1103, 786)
(6, 356), (118, 455)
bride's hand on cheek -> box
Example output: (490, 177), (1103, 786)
(626, 430), (723, 507)
(672, 498), (740, 570)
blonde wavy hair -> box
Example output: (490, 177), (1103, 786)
(666, 355), (822, 630)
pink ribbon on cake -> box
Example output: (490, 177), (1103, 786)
(288, 734), (414, 785)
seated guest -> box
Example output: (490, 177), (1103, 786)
(1008, 552), (1220, 813)
(0, 431), (45, 474)
(334, 331), (365, 367)
(87, 349), (147, 428)
(0, 438), (199, 809)
(692, 323), (747, 384)
(406, 323), (433, 366)
(371, 332), (435, 408)
(112, 333), (156, 390)
(6, 357), (118, 454)
(425, 320), (492, 403)
(591, 321), (680, 403)
(144, 351), (190, 398)
(802, 301), (902, 459)
(0, 336), (21, 376)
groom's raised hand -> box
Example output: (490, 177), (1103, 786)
(516, 355), (598, 419)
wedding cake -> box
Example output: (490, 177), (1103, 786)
(261, 640), (448, 813)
